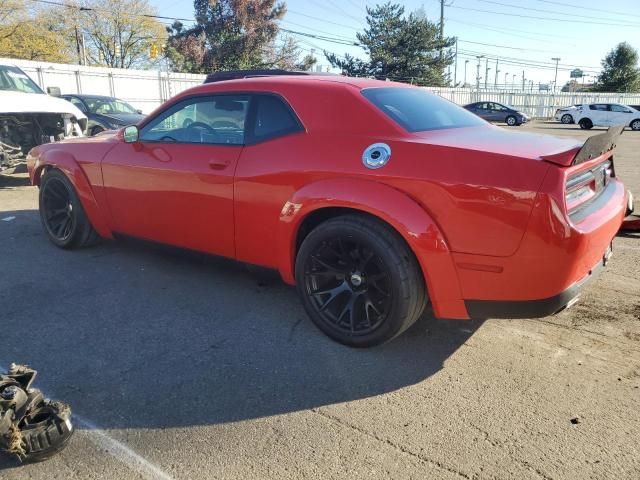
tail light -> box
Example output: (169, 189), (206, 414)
(565, 160), (613, 213)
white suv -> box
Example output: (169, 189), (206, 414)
(575, 103), (640, 131)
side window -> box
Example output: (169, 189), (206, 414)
(611, 104), (631, 113)
(68, 97), (86, 112)
(140, 95), (249, 145)
(589, 104), (608, 111)
(250, 95), (302, 143)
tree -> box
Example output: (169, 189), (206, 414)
(79, 0), (167, 68)
(0, 0), (74, 62)
(325, 2), (455, 86)
(166, 0), (296, 74)
(595, 42), (640, 93)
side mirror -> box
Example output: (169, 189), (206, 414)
(136, 109), (143, 115)
(47, 86), (61, 96)
(123, 125), (139, 143)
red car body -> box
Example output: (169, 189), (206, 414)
(27, 76), (628, 321)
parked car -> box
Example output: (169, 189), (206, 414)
(0, 62), (86, 170)
(60, 94), (145, 136)
(27, 73), (628, 347)
(554, 105), (582, 124)
(463, 101), (529, 126)
(575, 103), (640, 130)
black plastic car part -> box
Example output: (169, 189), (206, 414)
(0, 364), (73, 462)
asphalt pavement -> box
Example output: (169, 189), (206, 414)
(0, 122), (639, 479)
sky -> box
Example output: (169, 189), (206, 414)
(148, 0), (640, 88)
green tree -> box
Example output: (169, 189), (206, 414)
(325, 2), (455, 86)
(166, 0), (308, 73)
(595, 42), (640, 93)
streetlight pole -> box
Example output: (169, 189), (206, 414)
(476, 56), (484, 91)
(504, 72), (509, 89)
(464, 60), (469, 86)
(484, 58), (489, 89)
(551, 57), (561, 93)
(512, 74), (516, 88)
(494, 59), (499, 88)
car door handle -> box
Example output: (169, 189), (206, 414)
(208, 159), (230, 170)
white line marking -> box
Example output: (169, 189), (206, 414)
(75, 416), (175, 480)
(1, 216), (16, 222)
(1, 363), (174, 480)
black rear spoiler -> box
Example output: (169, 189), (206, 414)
(573, 125), (624, 165)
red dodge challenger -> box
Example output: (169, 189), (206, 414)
(27, 74), (629, 347)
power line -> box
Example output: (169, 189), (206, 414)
(476, 0), (640, 26)
(448, 4), (640, 27)
(532, 0), (640, 20)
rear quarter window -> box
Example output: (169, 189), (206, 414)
(362, 87), (485, 132)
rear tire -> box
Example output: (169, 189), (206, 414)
(295, 214), (427, 348)
(39, 169), (100, 249)
(630, 119), (640, 131)
(561, 114), (573, 124)
(506, 115), (518, 126)
(579, 118), (593, 130)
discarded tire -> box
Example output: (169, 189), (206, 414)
(0, 364), (73, 462)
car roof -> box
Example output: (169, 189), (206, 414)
(64, 94), (116, 100)
(185, 75), (406, 95)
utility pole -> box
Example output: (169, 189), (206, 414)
(453, 38), (458, 86)
(476, 55), (484, 91)
(504, 72), (508, 89)
(464, 59), (469, 86)
(522, 70), (525, 91)
(439, 0), (445, 59)
(551, 57), (561, 93)
(484, 58), (489, 89)
(494, 59), (499, 88)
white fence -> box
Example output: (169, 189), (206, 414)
(3, 58), (205, 113)
(4, 58), (640, 118)
(425, 87), (640, 119)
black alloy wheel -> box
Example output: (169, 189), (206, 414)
(296, 215), (426, 347)
(630, 119), (640, 131)
(39, 169), (99, 249)
(506, 115), (518, 126)
(41, 175), (75, 243)
(561, 114), (573, 124)
(303, 237), (391, 336)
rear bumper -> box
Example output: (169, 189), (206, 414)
(464, 246), (608, 318)
(450, 176), (627, 319)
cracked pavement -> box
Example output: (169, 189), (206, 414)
(1, 122), (639, 479)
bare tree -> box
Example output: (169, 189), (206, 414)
(79, 0), (166, 68)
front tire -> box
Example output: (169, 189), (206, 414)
(505, 115), (518, 126)
(39, 169), (100, 249)
(561, 114), (573, 124)
(295, 215), (426, 347)
(579, 118), (593, 130)
(630, 119), (640, 131)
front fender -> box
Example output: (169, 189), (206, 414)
(31, 148), (113, 239)
(276, 178), (468, 319)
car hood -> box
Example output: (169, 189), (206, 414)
(412, 125), (582, 164)
(95, 112), (145, 126)
(0, 90), (87, 120)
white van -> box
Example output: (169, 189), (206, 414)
(0, 62), (87, 169)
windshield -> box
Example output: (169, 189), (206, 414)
(362, 87), (485, 132)
(0, 65), (44, 94)
(84, 97), (139, 115)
